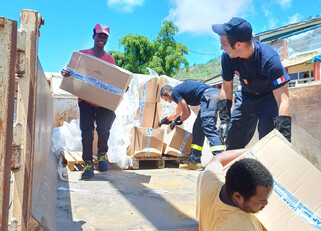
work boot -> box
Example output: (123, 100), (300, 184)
(179, 162), (203, 171)
(81, 160), (94, 179)
(98, 153), (108, 172)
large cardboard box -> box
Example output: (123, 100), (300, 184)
(153, 101), (176, 128)
(137, 102), (156, 128)
(138, 77), (158, 103)
(60, 51), (132, 111)
(226, 130), (321, 231)
(127, 127), (164, 158)
(163, 126), (193, 158)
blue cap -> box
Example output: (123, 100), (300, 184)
(212, 17), (252, 42)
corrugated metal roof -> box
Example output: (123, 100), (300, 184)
(254, 17), (321, 44)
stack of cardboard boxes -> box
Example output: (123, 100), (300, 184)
(127, 76), (193, 160)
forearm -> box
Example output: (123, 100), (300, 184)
(273, 83), (290, 116)
(221, 80), (233, 100)
(207, 148), (249, 167)
(167, 111), (181, 121)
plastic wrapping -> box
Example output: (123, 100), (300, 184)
(287, 27), (321, 58)
(51, 119), (82, 153)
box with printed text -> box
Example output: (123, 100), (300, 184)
(60, 51), (132, 111)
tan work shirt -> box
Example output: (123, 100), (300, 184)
(197, 162), (267, 231)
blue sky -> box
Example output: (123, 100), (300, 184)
(1, 0), (321, 73)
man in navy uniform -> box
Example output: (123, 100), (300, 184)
(212, 17), (291, 149)
(159, 80), (224, 170)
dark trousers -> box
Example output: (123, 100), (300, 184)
(189, 88), (223, 163)
(79, 101), (116, 161)
(226, 90), (278, 150)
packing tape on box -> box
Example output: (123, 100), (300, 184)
(139, 82), (148, 126)
(67, 67), (124, 96)
(246, 151), (321, 230)
(178, 131), (191, 157)
(145, 128), (153, 158)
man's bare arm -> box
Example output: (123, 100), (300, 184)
(273, 83), (290, 116)
(207, 148), (249, 167)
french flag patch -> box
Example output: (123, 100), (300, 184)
(273, 76), (286, 86)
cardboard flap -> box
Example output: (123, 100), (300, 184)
(238, 129), (321, 231)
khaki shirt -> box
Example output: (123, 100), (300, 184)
(197, 162), (267, 231)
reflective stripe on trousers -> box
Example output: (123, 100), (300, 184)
(210, 145), (225, 152)
(191, 144), (203, 151)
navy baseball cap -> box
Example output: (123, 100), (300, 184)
(212, 17), (252, 42)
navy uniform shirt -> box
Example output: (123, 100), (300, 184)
(221, 41), (290, 94)
(171, 80), (213, 106)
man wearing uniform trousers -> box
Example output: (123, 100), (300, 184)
(212, 17), (291, 150)
(158, 80), (224, 170)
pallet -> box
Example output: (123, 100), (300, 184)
(61, 151), (98, 171)
(130, 155), (188, 170)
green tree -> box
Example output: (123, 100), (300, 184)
(152, 20), (189, 76)
(111, 20), (189, 76)
(111, 34), (154, 74)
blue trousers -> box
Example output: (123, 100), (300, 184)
(79, 101), (116, 161)
(226, 90), (278, 150)
(189, 88), (224, 163)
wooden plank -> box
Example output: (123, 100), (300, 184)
(61, 151), (76, 171)
(68, 151), (83, 163)
(62, 151), (99, 171)
(130, 155), (188, 169)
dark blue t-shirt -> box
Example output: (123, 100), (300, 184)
(171, 80), (212, 106)
(221, 41), (290, 94)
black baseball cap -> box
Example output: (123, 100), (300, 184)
(212, 17), (252, 42)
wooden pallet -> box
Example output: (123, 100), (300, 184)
(130, 155), (188, 170)
(61, 151), (98, 171)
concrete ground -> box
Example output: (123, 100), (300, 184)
(56, 161), (200, 231)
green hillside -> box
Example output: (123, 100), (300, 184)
(173, 56), (221, 81)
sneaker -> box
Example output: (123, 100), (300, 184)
(179, 162), (203, 171)
(81, 161), (94, 179)
(98, 153), (108, 172)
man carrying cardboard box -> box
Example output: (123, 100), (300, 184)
(197, 148), (273, 230)
(159, 80), (224, 170)
(61, 24), (115, 179)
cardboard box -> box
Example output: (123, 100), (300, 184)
(137, 102), (156, 128)
(153, 102), (176, 128)
(163, 126), (192, 158)
(60, 51), (132, 111)
(127, 127), (164, 158)
(138, 77), (158, 103)
(227, 130), (321, 231)
(156, 76), (169, 103)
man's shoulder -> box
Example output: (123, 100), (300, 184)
(79, 49), (92, 54)
(255, 42), (279, 59)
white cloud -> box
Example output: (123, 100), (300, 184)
(268, 17), (278, 29)
(166, 0), (253, 34)
(107, 0), (145, 13)
(278, 0), (292, 9)
(288, 13), (302, 24)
